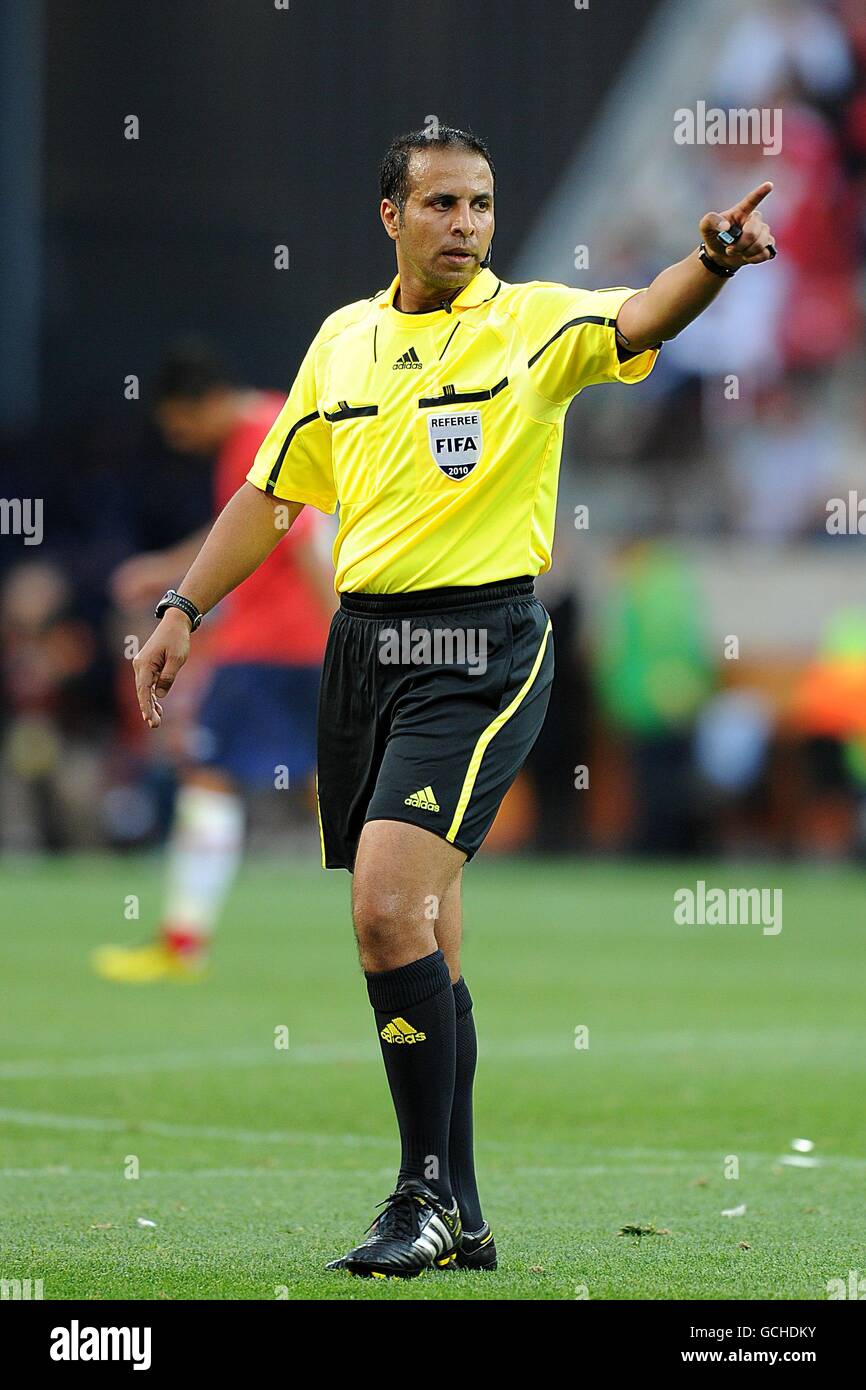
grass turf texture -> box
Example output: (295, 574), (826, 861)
(1, 855), (864, 1301)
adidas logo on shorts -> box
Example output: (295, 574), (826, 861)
(393, 347), (422, 370)
(380, 1016), (427, 1044)
(404, 785), (440, 812)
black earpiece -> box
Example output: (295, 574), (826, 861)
(480, 240), (493, 269)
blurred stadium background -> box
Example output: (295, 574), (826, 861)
(2, 0), (866, 1303)
(2, 0), (866, 862)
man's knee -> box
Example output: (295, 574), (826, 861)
(351, 820), (465, 971)
(352, 881), (436, 971)
(352, 882), (398, 946)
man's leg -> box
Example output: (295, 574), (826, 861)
(159, 766), (245, 957)
(321, 586), (551, 1273)
(434, 872), (486, 1236)
(352, 819), (465, 1201)
(91, 764), (244, 982)
(432, 869), (462, 982)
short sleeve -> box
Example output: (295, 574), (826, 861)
(524, 285), (660, 405)
(246, 336), (336, 513)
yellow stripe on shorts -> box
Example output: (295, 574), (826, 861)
(314, 771), (326, 869)
(446, 617), (552, 844)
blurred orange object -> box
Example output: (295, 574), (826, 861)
(483, 772), (536, 853)
(789, 659), (866, 739)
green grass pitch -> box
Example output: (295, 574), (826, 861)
(1, 854), (864, 1301)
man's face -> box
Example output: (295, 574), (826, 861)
(154, 391), (231, 455)
(382, 146), (495, 292)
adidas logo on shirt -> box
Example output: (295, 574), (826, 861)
(380, 1016), (427, 1044)
(404, 785), (440, 812)
(393, 347), (422, 370)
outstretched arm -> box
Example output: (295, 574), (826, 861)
(133, 483), (303, 728)
(616, 181), (776, 352)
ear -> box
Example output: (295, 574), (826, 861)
(380, 199), (400, 242)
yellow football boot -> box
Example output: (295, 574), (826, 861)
(91, 940), (208, 983)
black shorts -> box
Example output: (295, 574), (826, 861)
(315, 576), (554, 870)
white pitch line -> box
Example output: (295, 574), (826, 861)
(0, 1108), (390, 1148)
(0, 1040), (556, 1079)
(0, 1107), (863, 1171)
(2, 1156), (862, 1181)
(2, 1032), (862, 1080)
(0, 1045), (347, 1080)
(0, 1166), (393, 1180)
(0, 1164), (688, 1180)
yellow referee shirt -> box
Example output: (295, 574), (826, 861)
(246, 268), (659, 593)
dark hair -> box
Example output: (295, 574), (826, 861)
(379, 126), (496, 214)
(153, 337), (233, 403)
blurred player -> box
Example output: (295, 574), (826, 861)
(127, 128), (776, 1274)
(92, 344), (334, 982)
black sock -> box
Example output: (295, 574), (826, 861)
(449, 977), (484, 1231)
(366, 949), (455, 1202)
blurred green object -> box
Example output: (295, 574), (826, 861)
(595, 542), (713, 734)
(843, 737), (866, 784)
(820, 608), (866, 660)
(814, 609), (866, 787)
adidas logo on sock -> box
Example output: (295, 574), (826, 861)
(380, 1016), (427, 1044)
(404, 785), (440, 812)
(393, 346), (422, 370)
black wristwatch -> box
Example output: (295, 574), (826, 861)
(698, 242), (738, 278)
(154, 589), (202, 632)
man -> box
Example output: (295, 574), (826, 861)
(131, 127), (776, 1274)
(94, 345), (334, 982)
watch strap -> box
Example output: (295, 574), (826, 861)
(698, 242), (738, 278)
(154, 589), (202, 632)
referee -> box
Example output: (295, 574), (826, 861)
(135, 127), (776, 1278)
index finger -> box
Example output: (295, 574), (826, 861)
(134, 660), (160, 727)
(724, 181), (774, 227)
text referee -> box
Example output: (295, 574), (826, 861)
(135, 127), (776, 1278)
